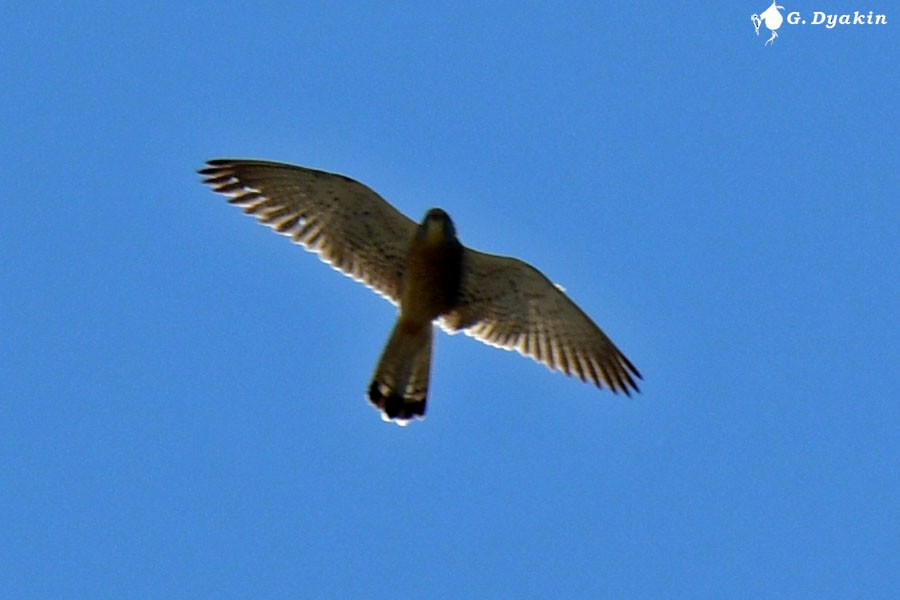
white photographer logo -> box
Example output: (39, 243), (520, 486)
(751, 2), (784, 46)
(751, 3), (888, 46)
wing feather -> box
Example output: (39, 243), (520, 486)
(199, 159), (417, 304)
(440, 249), (641, 394)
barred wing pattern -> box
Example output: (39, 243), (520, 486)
(199, 159), (417, 305)
(441, 249), (641, 394)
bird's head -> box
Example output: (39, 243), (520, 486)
(417, 208), (457, 245)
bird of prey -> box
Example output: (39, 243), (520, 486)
(199, 159), (641, 424)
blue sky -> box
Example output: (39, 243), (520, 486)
(2, 2), (898, 598)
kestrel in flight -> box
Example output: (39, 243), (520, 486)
(199, 159), (641, 424)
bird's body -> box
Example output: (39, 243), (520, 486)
(400, 210), (463, 323)
(369, 209), (463, 421)
(199, 159), (641, 424)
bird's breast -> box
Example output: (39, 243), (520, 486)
(400, 237), (463, 323)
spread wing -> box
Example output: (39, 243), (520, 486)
(199, 159), (417, 305)
(441, 249), (641, 394)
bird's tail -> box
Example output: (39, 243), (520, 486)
(368, 318), (433, 424)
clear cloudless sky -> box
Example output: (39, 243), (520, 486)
(2, 2), (898, 598)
